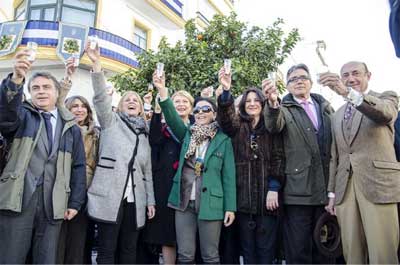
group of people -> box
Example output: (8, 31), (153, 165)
(0, 39), (399, 265)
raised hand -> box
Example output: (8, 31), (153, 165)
(64, 57), (76, 80)
(152, 70), (167, 99)
(12, 49), (32, 85)
(218, 67), (231, 90)
(319, 72), (348, 96)
(143, 92), (153, 105)
(262, 78), (279, 107)
(84, 40), (101, 72)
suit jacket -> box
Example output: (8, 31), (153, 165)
(394, 111), (400, 161)
(328, 90), (400, 204)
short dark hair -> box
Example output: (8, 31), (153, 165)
(194, 97), (218, 112)
(286, 63), (311, 81)
(27, 72), (61, 92)
(65, 95), (94, 126)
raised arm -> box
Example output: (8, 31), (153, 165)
(56, 57), (76, 107)
(356, 91), (399, 125)
(216, 67), (239, 137)
(262, 78), (286, 133)
(153, 70), (187, 141)
(0, 50), (32, 136)
(85, 41), (115, 129)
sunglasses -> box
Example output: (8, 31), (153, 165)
(193, 105), (213, 115)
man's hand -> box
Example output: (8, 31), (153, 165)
(325, 197), (336, 216)
(224, 211), (235, 227)
(64, 57), (76, 80)
(85, 41), (101, 72)
(12, 49), (32, 85)
(262, 78), (279, 108)
(218, 67), (231, 90)
(319, 72), (348, 96)
(64, 208), (78, 220)
(201, 86), (214, 98)
(266, 191), (279, 211)
(152, 71), (167, 99)
(147, 205), (156, 219)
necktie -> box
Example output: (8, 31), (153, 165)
(42, 112), (53, 153)
(301, 100), (318, 129)
(344, 103), (355, 121)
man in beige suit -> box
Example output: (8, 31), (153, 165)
(320, 61), (400, 264)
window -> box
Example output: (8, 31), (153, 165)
(14, 0), (97, 27)
(28, 0), (57, 21)
(14, 0), (27, 20)
(133, 26), (147, 50)
(61, 0), (97, 27)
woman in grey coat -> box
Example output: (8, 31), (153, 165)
(85, 43), (155, 264)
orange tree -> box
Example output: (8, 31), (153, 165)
(110, 13), (300, 96)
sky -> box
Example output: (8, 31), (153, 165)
(235, 0), (400, 109)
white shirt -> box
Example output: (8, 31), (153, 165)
(124, 175), (135, 203)
(293, 96), (319, 128)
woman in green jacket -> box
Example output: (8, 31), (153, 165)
(153, 71), (236, 264)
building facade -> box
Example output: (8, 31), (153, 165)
(0, 0), (234, 104)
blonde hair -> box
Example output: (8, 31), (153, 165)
(171, 90), (194, 107)
(117, 91), (145, 118)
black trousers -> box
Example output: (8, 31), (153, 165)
(57, 209), (89, 264)
(96, 200), (140, 264)
(283, 205), (331, 264)
(237, 212), (278, 264)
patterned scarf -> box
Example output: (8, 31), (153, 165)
(185, 121), (218, 159)
(118, 112), (148, 133)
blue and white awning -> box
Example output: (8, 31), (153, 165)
(18, 20), (141, 68)
(161, 0), (183, 17)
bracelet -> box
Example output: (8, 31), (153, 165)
(328, 192), (335, 199)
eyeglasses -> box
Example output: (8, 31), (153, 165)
(287, 75), (311, 84)
(193, 105), (213, 115)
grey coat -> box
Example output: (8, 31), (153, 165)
(87, 72), (155, 228)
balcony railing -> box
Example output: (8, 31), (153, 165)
(2, 20), (142, 69)
(161, 0), (183, 17)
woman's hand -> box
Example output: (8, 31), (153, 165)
(266, 191), (279, 211)
(64, 57), (76, 80)
(147, 205), (156, 219)
(218, 67), (231, 90)
(85, 41), (101, 72)
(152, 71), (167, 100)
(224, 211), (235, 227)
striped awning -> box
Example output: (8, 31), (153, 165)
(15, 20), (142, 68)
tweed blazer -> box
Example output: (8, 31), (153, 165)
(328, 90), (400, 204)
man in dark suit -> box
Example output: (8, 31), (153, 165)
(322, 61), (400, 263)
(0, 49), (86, 263)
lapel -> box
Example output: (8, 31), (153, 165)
(349, 108), (363, 146)
(204, 131), (227, 166)
(312, 97), (322, 131)
(49, 115), (63, 158)
(291, 106), (319, 150)
(336, 105), (348, 146)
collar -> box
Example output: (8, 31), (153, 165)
(293, 95), (314, 105)
(40, 108), (58, 119)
